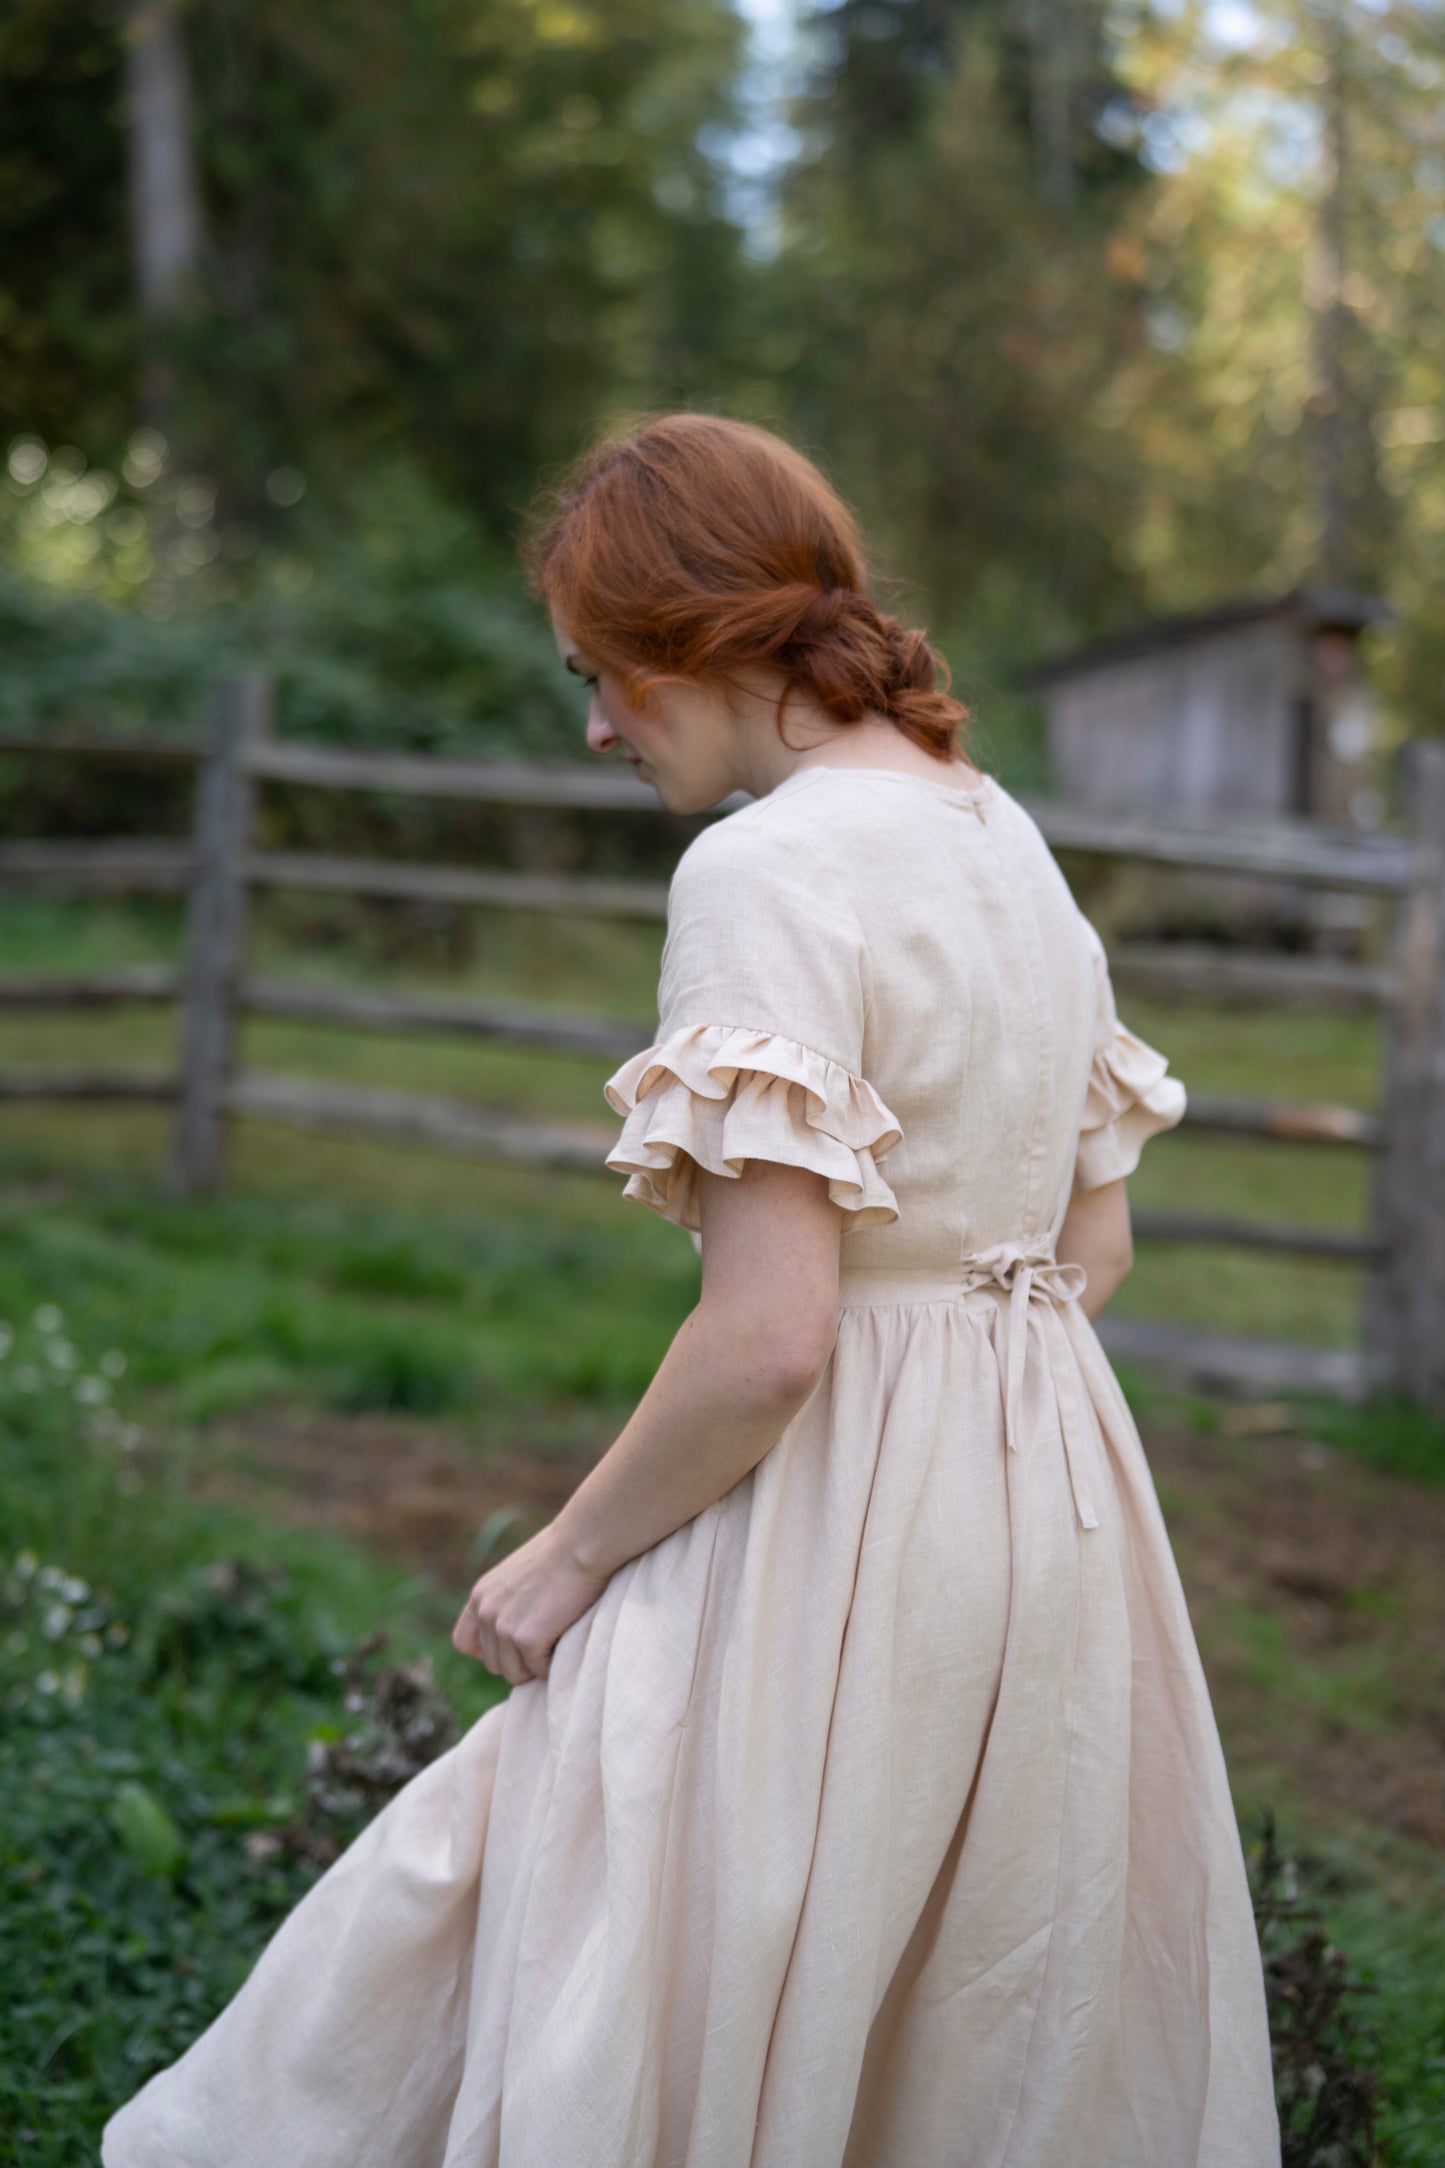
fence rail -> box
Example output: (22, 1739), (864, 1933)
(4, 678), (1444, 1412)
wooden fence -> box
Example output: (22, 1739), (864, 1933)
(3, 676), (1443, 1413)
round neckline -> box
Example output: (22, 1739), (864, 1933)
(772, 763), (995, 805)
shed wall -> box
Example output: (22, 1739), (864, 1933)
(1045, 621), (1304, 817)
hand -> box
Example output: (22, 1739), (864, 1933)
(451, 1521), (611, 1686)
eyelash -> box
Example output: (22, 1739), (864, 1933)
(583, 675), (600, 690)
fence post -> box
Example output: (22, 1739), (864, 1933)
(1364, 740), (1445, 1413)
(168, 675), (271, 1198)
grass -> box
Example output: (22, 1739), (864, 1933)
(0, 891), (1388, 1354)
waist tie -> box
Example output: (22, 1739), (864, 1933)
(957, 1243), (1098, 1532)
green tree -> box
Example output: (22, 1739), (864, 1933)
(766, 0), (1153, 632)
(0, 0), (752, 532)
(1108, 0), (1445, 730)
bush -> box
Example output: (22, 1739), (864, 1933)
(0, 442), (578, 754)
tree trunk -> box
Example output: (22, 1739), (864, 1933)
(122, 0), (205, 427)
(1310, 0), (1350, 582)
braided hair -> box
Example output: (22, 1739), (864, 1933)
(524, 413), (972, 761)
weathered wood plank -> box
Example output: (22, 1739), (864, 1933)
(1109, 941), (1389, 1011)
(226, 1070), (619, 1172)
(1026, 799), (1412, 892)
(1095, 1314), (1372, 1400)
(0, 723), (1416, 892)
(169, 678), (269, 1197)
(0, 729), (201, 765)
(0, 969), (180, 1007)
(1179, 1092), (1380, 1148)
(1130, 1210), (1380, 1260)
(0, 1068), (176, 1101)
(1363, 741), (1445, 1411)
(243, 850), (671, 921)
(240, 978), (650, 1056)
(0, 840), (195, 892)
(242, 742), (715, 813)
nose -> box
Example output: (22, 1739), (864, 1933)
(586, 701), (619, 757)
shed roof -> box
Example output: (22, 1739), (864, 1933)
(1027, 586), (1392, 687)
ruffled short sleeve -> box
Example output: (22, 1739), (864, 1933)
(601, 817), (904, 1236)
(1072, 916), (1187, 1196)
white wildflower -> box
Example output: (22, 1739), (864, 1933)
(99, 1349), (127, 1379)
(74, 1376), (110, 1406)
(32, 1304), (63, 1334)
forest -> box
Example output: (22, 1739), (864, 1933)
(3, 0), (1443, 754)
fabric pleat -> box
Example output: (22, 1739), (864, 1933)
(602, 1021), (905, 1233)
(1072, 1025), (1187, 1194)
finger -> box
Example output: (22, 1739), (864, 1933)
(476, 1615), (505, 1677)
(515, 1635), (551, 1681)
(498, 1642), (530, 1689)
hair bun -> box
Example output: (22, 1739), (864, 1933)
(528, 411), (972, 761)
(789, 585), (851, 647)
(879, 616), (934, 698)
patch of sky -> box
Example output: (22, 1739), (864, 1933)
(715, 0), (804, 260)
(1140, 105), (1214, 175)
(1202, 0), (1265, 52)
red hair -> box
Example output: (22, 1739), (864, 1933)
(522, 413), (971, 761)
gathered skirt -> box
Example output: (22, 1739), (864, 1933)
(103, 1267), (1280, 2167)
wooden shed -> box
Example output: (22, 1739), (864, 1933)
(1031, 588), (1391, 828)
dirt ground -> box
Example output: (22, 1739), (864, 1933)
(193, 1396), (1445, 1853)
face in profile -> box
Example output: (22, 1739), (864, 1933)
(548, 610), (750, 814)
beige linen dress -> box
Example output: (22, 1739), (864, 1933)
(103, 762), (1281, 2167)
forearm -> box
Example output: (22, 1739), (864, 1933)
(552, 1301), (827, 1579)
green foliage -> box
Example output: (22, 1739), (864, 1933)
(0, 1299), (501, 2162)
(1247, 1813), (1382, 2166)
(6, 0), (1445, 749)
(1287, 1393), (1445, 1490)
(0, 0), (750, 521)
(0, 452), (580, 752)
(767, 0), (1152, 626)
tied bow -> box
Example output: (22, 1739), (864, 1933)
(959, 1243), (1098, 1531)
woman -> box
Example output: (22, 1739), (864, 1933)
(103, 415), (1280, 2166)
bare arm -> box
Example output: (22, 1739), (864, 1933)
(1055, 1176), (1133, 1321)
(453, 1159), (843, 1683)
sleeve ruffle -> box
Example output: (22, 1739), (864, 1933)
(1072, 1025), (1187, 1195)
(602, 1021), (904, 1234)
